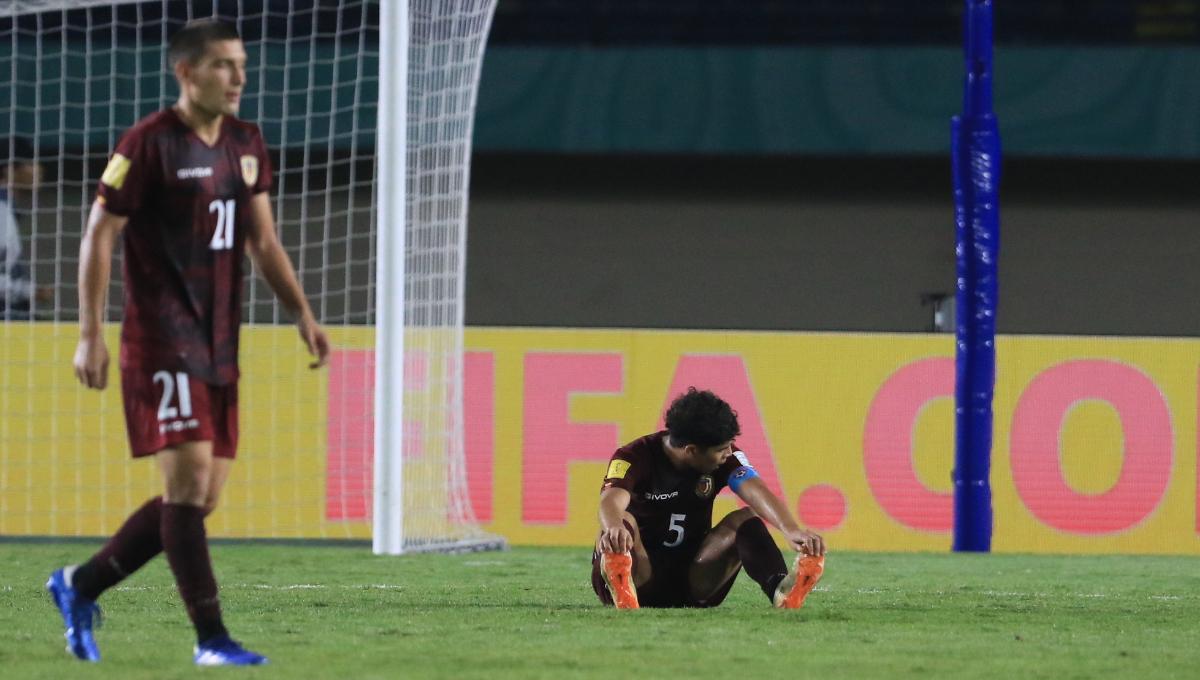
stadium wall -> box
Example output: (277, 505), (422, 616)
(464, 155), (1200, 338)
(3, 44), (1199, 158)
(4, 324), (1199, 555)
(18, 155), (1198, 337)
(474, 46), (1200, 158)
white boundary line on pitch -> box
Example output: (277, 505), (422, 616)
(104, 583), (408, 591)
(1, 582), (1188, 601)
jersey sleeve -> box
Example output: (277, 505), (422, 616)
(96, 129), (150, 217)
(714, 447), (753, 489)
(250, 127), (273, 195)
(600, 449), (645, 494)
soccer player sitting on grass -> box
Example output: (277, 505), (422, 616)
(46, 19), (329, 666)
(593, 388), (825, 609)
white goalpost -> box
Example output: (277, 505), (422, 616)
(375, 0), (503, 554)
(0, 0), (503, 554)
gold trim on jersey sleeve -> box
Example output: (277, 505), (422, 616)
(100, 153), (131, 190)
(606, 460), (631, 480)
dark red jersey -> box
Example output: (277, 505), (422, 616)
(601, 431), (747, 556)
(97, 108), (272, 385)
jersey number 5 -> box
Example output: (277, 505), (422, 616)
(663, 513), (686, 547)
(209, 199), (236, 250)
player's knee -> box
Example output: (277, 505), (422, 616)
(165, 473), (210, 506)
(725, 507), (757, 528)
(201, 497), (220, 517)
(619, 512), (644, 542)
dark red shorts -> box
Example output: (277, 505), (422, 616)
(590, 546), (739, 608)
(121, 366), (238, 459)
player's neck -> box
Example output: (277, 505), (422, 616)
(173, 101), (224, 146)
(661, 438), (691, 471)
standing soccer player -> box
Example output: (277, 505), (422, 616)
(1, 135), (52, 319)
(47, 19), (330, 665)
(593, 388), (826, 609)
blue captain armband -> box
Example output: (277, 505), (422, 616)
(727, 465), (759, 494)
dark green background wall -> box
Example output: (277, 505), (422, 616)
(475, 47), (1200, 158)
(3, 42), (1199, 158)
(6, 37), (1197, 335)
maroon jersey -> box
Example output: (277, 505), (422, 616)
(601, 431), (747, 556)
(97, 108), (272, 385)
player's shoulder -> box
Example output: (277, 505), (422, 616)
(714, 445), (753, 482)
(604, 432), (662, 489)
(730, 446), (752, 467)
(122, 109), (180, 142)
(223, 116), (265, 145)
(614, 430), (666, 461)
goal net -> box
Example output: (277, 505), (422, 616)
(0, 0), (503, 553)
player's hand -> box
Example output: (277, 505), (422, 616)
(73, 335), (110, 390)
(597, 525), (634, 554)
(297, 314), (330, 369)
(785, 528), (825, 556)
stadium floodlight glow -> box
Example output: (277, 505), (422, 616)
(0, 0), (504, 553)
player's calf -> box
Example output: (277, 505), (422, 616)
(46, 566), (103, 662)
(774, 554), (825, 609)
(600, 552), (640, 610)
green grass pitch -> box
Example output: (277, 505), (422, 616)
(2, 542), (1199, 679)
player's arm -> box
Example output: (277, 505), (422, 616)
(597, 486), (634, 553)
(245, 191), (330, 368)
(734, 475), (826, 556)
(73, 201), (127, 390)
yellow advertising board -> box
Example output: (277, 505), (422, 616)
(1, 323), (1197, 554)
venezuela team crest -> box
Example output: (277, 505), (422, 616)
(240, 155), (258, 187)
(695, 475), (714, 499)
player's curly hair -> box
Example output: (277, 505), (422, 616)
(664, 388), (740, 449)
(168, 19), (241, 68)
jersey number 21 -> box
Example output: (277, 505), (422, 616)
(209, 199), (236, 250)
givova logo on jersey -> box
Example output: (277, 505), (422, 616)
(644, 490), (679, 501)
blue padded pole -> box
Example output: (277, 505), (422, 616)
(951, 0), (999, 552)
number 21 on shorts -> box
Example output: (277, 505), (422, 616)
(153, 371), (193, 421)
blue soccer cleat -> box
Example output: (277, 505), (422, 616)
(46, 566), (102, 662)
(193, 634), (269, 666)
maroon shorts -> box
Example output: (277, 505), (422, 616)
(590, 546), (739, 608)
(121, 366), (238, 459)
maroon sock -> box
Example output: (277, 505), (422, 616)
(72, 496), (164, 600)
(735, 517), (788, 602)
(161, 502), (228, 642)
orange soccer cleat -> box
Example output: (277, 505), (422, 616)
(774, 553), (825, 609)
(600, 552), (639, 610)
